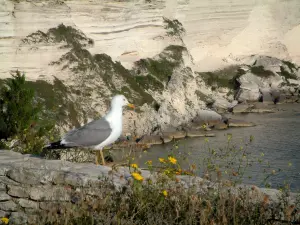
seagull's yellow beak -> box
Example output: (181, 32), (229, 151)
(127, 103), (135, 109)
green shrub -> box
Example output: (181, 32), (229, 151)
(0, 71), (56, 154)
(0, 71), (40, 139)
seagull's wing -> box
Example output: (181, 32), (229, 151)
(62, 118), (112, 147)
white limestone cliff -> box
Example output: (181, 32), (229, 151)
(1, 0), (300, 135)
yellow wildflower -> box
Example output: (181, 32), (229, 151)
(168, 156), (177, 164)
(162, 190), (168, 197)
(175, 169), (182, 175)
(131, 172), (144, 181)
(204, 138), (209, 143)
(146, 160), (152, 165)
(1, 218), (9, 225)
(159, 158), (166, 163)
(130, 163), (138, 169)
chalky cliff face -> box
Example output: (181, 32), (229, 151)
(1, 0), (300, 135)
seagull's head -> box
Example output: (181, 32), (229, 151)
(111, 95), (135, 109)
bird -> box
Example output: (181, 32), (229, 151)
(43, 95), (135, 166)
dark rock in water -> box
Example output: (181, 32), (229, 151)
(228, 119), (255, 127)
(136, 135), (163, 145)
(214, 123), (228, 130)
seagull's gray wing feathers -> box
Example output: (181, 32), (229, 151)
(63, 118), (112, 147)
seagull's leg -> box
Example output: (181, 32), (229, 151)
(100, 150), (106, 166)
(95, 151), (100, 165)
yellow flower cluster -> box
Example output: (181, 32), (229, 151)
(159, 156), (177, 164)
(130, 163), (138, 169)
(1, 218), (9, 225)
(131, 172), (144, 181)
(168, 156), (177, 164)
(162, 190), (168, 197)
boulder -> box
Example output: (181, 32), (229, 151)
(236, 82), (261, 102)
(212, 98), (231, 112)
(193, 110), (222, 123)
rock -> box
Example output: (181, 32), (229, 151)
(214, 123), (228, 130)
(136, 135), (163, 145)
(212, 98), (231, 112)
(6, 168), (42, 185)
(251, 102), (275, 113)
(260, 88), (274, 103)
(186, 131), (215, 138)
(0, 201), (18, 211)
(52, 172), (89, 187)
(232, 104), (254, 113)
(0, 165), (12, 176)
(162, 131), (186, 139)
(17, 199), (39, 209)
(7, 186), (29, 198)
(0, 183), (6, 191)
(288, 79), (300, 87)
(252, 55), (283, 72)
(0, 177), (20, 186)
(0, 210), (10, 218)
(161, 135), (173, 144)
(228, 119), (255, 127)
(29, 186), (71, 201)
(0, 192), (11, 201)
(236, 81), (261, 102)
(193, 110), (222, 122)
(9, 212), (28, 225)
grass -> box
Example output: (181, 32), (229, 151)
(250, 66), (275, 78)
(279, 66), (298, 80)
(197, 65), (246, 90)
(25, 78), (81, 128)
(133, 45), (186, 89)
(22, 24), (94, 48)
(163, 17), (186, 37)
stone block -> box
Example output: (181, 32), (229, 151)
(17, 199), (39, 209)
(7, 186), (29, 198)
(29, 186), (71, 201)
(6, 168), (42, 185)
(0, 200), (18, 211)
(0, 192), (11, 201)
(9, 212), (28, 225)
(0, 210), (10, 218)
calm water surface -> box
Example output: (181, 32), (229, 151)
(133, 104), (300, 191)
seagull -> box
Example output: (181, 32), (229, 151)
(44, 95), (135, 165)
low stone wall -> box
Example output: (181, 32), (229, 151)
(0, 150), (298, 225)
(0, 150), (140, 224)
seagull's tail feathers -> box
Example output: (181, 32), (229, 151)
(42, 140), (71, 150)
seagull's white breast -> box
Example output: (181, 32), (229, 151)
(94, 108), (123, 150)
